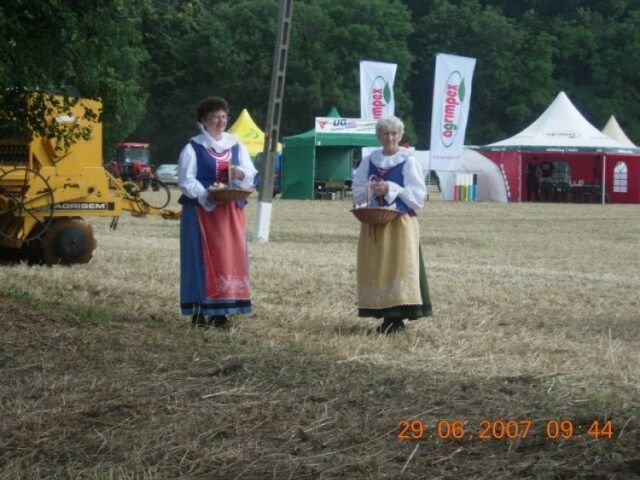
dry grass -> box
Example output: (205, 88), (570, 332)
(1, 189), (639, 479)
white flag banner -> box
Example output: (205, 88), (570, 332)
(429, 53), (477, 171)
(360, 60), (397, 120)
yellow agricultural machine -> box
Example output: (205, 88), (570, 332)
(0, 95), (179, 265)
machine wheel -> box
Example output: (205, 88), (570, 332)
(137, 178), (171, 210)
(40, 218), (97, 265)
(0, 167), (55, 243)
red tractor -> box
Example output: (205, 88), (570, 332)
(109, 142), (154, 190)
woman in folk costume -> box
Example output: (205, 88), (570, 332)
(352, 116), (433, 334)
(177, 96), (257, 328)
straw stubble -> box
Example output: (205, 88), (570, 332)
(1, 191), (638, 478)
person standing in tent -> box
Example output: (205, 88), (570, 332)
(177, 96), (257, 328)
(526, 159), (540, 201)
(352, 116), (433, 334)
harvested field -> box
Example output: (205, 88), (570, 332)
(1, 191), (639, 479)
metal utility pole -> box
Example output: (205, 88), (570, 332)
(254, 0), (293, 242)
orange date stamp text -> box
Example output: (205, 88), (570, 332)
(396, 418), (614, 441)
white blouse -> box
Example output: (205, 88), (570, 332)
(177, 124), (257, 211)
(352, 147), (426, 210)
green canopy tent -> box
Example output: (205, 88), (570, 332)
(282, 107), (380, 199)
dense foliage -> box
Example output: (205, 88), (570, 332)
(1, 0), (639, 160)
(0, 0), (148, 155)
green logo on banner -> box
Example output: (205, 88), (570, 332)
(440, 70), (465, 148)
(369, 75), (393, 119)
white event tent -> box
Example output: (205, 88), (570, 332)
(602, 115), (637, 148)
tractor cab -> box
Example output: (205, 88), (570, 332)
(110, 142), (153, 187)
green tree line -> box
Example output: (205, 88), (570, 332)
(1, 0), (639, 162)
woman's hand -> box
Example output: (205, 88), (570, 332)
(372, 180), (388, 197)
(229, 165), (245, 180)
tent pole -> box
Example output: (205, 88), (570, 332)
(602, 154), (607, 205)
(425, 162), (431, 202)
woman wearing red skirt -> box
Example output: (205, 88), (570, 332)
(177, 96), (257, 328)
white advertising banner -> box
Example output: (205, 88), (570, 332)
(315, 117), (376, 134)
(429, 53), (477, 171)
(360, 60), (397, 120)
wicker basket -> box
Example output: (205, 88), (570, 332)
(209, 187), (254, 203)
(350, 174), (401, 225)
(351, 206), (400, 225)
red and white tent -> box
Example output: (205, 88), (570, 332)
(478, 92), (640, 203)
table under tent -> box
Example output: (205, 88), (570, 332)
(281, 107), (380, 200)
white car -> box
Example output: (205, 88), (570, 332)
(155, 164), (178, 185)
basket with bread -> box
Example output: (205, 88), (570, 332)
(208, 163), (254, 203)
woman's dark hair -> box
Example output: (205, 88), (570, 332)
(196, 96), (229, 122)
